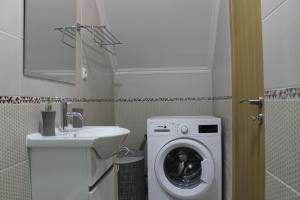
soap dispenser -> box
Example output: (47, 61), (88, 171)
(41, 97), (56, 136)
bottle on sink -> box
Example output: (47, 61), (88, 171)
(72, 108), (83, 128)
(41, 97), (56, 136)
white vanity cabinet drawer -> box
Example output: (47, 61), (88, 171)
(89, 166), (118, 200)
(87, 149), (115, 186)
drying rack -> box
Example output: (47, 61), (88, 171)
(54, 23), (122, 55)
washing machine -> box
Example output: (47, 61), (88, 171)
(147, 116), (221, 200)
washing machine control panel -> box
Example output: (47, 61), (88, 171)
(148, 117), (221, 136)
(177, 123), (219, 135)
(150, 123), (173, 134)
(179, 124), (189, 134)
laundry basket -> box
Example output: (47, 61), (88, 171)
(116, 150), (145, 200)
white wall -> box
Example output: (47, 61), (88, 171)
(212, 0), (232, 98)
(111, 0), (216, 150)
(115, 100), (213, 149)
(102, 0), (219, 72)
(114, 69), (213, 150)
(212, 1), (232, 200)
(0, 2), (114, 200)
(114, 70), (212, 99)
(262, 0), (300, 89)
(0, 0), (114, 99)
(262, 1), (300, 200)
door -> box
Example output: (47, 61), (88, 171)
(229, 0), (265, 200)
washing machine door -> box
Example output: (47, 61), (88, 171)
(155, 139), (215, 200)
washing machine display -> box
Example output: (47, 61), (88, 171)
(164, 147), (203, 189)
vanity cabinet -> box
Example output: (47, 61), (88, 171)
(89, 166), (118, 200)
(29, 147), (118, 200)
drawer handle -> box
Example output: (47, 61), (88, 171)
(89, 165), (115, 192)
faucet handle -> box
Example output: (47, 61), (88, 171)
(66, 112), (84, 121)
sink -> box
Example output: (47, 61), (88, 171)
(26, 126), (130, 159)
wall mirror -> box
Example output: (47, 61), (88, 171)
(23, 0), (77, 84)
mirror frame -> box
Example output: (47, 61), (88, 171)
(22, 0), (76, 85)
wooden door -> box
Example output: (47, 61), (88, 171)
(229, 0), (265, 200)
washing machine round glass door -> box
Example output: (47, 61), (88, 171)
(155, 139), (215, 200)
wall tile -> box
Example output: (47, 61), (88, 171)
(19, 0), (24, 39)
(212, 0), (232, 198)
(0, 105), (27, 170)
(265, 99), (300, 194)
(0, 0), (114, 99)
(115, 100), (213, 149)
(212, 0), (232, 98)
(213, 99), (232, 200)
(223, 130), (232, 200)
(261, 0), (287, 19)
(0, 103), (62, 170)
(0, 0), (115, 199)
(19, 76), (77, 98)
(262, 0), (300, 89)
(0, 161), (31, 200)
(0, 0), (22, 37)
(0, 101), (114, 200)
(0, 33), (20, 96)
(213, 99), (232, 133)
(71, 102), (114, 126)
(266, 171), (300, 200)
(114, 72), (212, 99)
(82, 0), (102, 26)
(212, 67), (232, 98)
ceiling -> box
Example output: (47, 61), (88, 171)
(101, 0), (219, 72)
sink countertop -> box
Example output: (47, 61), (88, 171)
(26, 126), (130, 153)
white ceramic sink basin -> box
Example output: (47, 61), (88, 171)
(26, 126), (130, 159)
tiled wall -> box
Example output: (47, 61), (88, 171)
(0, 0), (75, 97)
(114, 68), (214, 150)
(115, 99), (213, 149)
(0, 0), (114, 199)
(71, 101), (114, 126)
(0, 100), (114, 200)
(114, 71), (212, 99)
(0, 0), (114, 98)
(212, 0), (232, 199)
(212, 94), (300, 200)
(213, 99), (232, 200)
(265, 88), (300, 200)
(261, 0), (300, 89)
(261, 0), (300, 199)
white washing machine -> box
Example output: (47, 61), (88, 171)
(147, 116), (222, 200)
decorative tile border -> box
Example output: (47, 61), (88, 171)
(212, 96), (232, 100)
(64, 98), (114, 103)
(115, 97), (213, 102)
(115, 96), (232, 102)
(265, 87), (300, 100)
(0, 95), (233, 104)
(0, 96), (48, 104)
(3, 87), (299, 104)
(0, 96), (114, 104)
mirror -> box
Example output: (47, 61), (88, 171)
(24, 0), (77, 84)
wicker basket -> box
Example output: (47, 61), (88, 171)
(116, 155), (145, 200)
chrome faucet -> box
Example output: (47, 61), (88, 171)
(61, 100), (83, 131)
